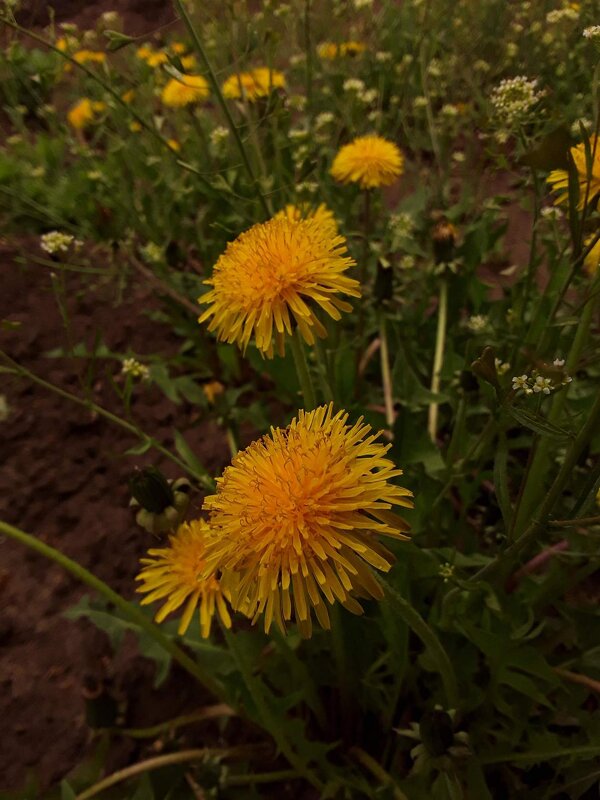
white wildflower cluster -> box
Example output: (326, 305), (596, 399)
(389, 211), (415, 240)
(467, 314), (489, 333)
(399, 255), (416, 270)
(296, 180), (319, 195)
(490, 76), (544, 125)
(511, 362), (572, 395)
(413, 95), (428, 110)
(375, 51), (392, 63)
(438, 563), (455, 583)
(209, 125), (229, 149)
(315, 112), (335, 129)
(289, 127), (309, 141)
(583, 26), (600, 40)
(343, 78), (365, 94)
(40, 231), (74, 254)
(495, 358), (511, 376)
(441, 103), (459, 118)
(121, 358), (150, 380)
(141, 242), (163, 264)
(426, 59), (442, 78)
(540, 206), (564, 221)
(353, 0), (374, 8)
(546, 8), (579, 24)
(289, 54), (306, 67)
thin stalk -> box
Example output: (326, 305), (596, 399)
(428, 277), (448, 441)
(75, 746), (261, 800)
(1, 352), (214, 490)
(223, 769), (301, 787)
(377, 575), (460, 709)
(330, 603), (353, 739)
(357, 189), (371, 347)
(304, 0), (313, 117)
(290, 329), (317, 409)
(107, 705), (234, 739)
(174, 0), (270, 218)
(512, 284), (597, 538)
(0, 520), (224, 700)
(223, 629), (324, 791)
(349, 747), (409, 800)
(379, 314), (395, 428)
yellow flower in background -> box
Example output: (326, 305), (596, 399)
(73, 49), (106, 65)
(56, 37), (69, 52)
(121, 89), (135, 103)
(136, 519), (232, 638)
(129, 121), (142, 132)
(147, 51), (168, 68)
(202, 404), (413, 637)
(317, 41), (366, 59)
(275, 203), (338, 236)
(547, 138), (600, 209)
(172, 42), (187, 55)
(180, 54), (197, 71)
(584, 235), (600, 276)
(331, 135), (404, 189)
(198, 215), (359, 357)
(203, 380), (225, 404)
(67, 98), (104, 130)
(167, 138), (181, 152)
(222, 68), (285, 102)
(161, 74), (210, 107)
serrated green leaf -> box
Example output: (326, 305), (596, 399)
(493, 431), (512, 529)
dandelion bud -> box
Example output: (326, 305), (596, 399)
(129, 466), (175, 514)
(432, 219), (457, 264)
(419, 710), (455, 757)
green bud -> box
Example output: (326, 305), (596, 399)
(129, 466), (174, 514)
(103, 30), (137, 52)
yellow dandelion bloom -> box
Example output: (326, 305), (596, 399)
(180, 54), (197, 71)
(136, 519), (232, 638)
(56, 37), (69, 53)
(203, 380), (225, 404)
(161, 74), (210, 107)
(129, 121), (142, 132)
(136, 44), (153, 60)
(275, 203), (338, 237)
(171, 42), (187, 55)
(202, 404), (413, 637)
(331, 135), (404, 189)
(67, 98), (100, 130)
(167, 138), (181, 152)
(147, 51), (169, 67)
(73, 49), (106, 65)
(584, 235), (600, 276)
(222, 68), (285, 102)
(317, 41), (366, 59)
(547, 138), (600, 209)
(198, 215), (359, 357)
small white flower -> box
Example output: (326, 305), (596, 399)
(40, 231), (74, 254)
(121, 358), (150, 380)
(343, 78), (365, 94)
(495, 359), (511, 376)
(540, 206), (563, 221)
(438, 563), (455, 583)
(452, 151), (466, 163)
(141, 242), (163, 264)
(399, 255), (416, 270)
(512, 374), (529, 390)
(467, 314), (488, 333)
(209, 125), (229, 148)
(315, 111), (335, 129)
(532, 376), (553, 394)
(583, 25), (600, 40)
(441, 103), (459, 117)
(375, 50), (392, 63)
(413, 95), (428, 109)
(553, 358), (565, 367)
(490, 75), (544, 125)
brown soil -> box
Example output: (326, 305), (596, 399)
(0, 238), (234, 795)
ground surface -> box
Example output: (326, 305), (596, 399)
(0, 235), (234, 794)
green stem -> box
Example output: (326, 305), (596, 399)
(350, 747), (409, 800)
(304, 0), (313, 118)
(377, 574), (460, 709)
(75, 746), (261, 799)
(0, 520), (223, 700)
(107, 705), (234, 739)
(357, 189), (371, 347)
(223, 769), (301, 787)
(223, 629), (324, 791)
(428, 277), (448, 441)
(480, 744), (600, 765)
(1, 352), (214, 490)
(174, 0), (270, 218)
(290, 328), (317, 409)
(379, 314), (395, 428)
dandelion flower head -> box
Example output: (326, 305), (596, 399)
(547, 137), (600, 209)
(317, 41), (366, 59)
(275, 202), (338, 236)
(72, 49), (107, 65)
(222, 68), (285, 102)
(161, 74), (210, 107)
(202, 404), (413, 637)
(136, 519), (232, 638)
(198, 215), (359, 357)
(331, 135), (404, 189)
(67, 98), (105, 130)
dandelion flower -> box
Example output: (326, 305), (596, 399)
(203, 404), (413, 637)
(222, 68), (285, 102)
(136, 519), (232, 638)
(547, 138), (600, 209)
(67, 98), (105, 130)
(161, 74), (209, 107)
(331, 135), (404, 189)
(72, 49), (106, 65)
(198, 216), (359, 357)
(317, 41), (366, 59)
(275, 203), (338, 236)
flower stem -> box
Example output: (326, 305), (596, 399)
(290, 328), (317, 409)
(379, 314), (395, 429)
(428, 277), (448, 442)
(377, 574), (460, 709)
(0, 519), (224, 700)
(174, 0), (270, 218)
